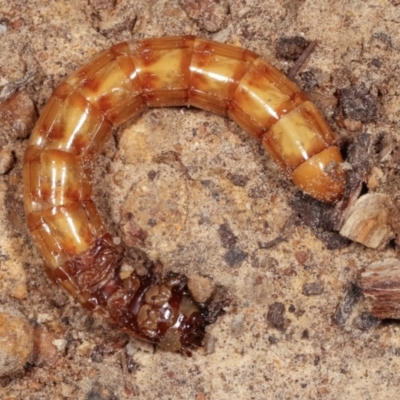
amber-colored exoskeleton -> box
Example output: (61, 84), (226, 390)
(23, 36), (345, 353)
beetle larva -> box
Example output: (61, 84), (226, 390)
(23, 36), (345, 353)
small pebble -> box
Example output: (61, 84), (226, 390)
(0, 306), (33, 377)
(294, 251), (309, 265)
(333, 284), (362, 327)
(87, 382), (117, 400)
(187, 274), (214, 303)
(52, 338), (67, 352)
(267, 302), (286, 331)
(0, 23), (7, 35)
(0, 148), (14, 174)
(231, 315), (245, 338)
(33, 327), (59, 367)
(0, 91), (36, 143)
(353, 312), (380, 331)
(302, 281), (324, 296)
(203, 332), (217, 354)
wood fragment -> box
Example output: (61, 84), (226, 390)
(339, 193), (394, 249)
(288, 40), (317, 79)
(0, 69), (36, 100)
(361, 258), (400, 319)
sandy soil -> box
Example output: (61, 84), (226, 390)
(1, 0), (400, 399)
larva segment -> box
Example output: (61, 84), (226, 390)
(128, 36), (195, 107)
(228, 58), (308, 139)
(24, 36), (346, 355)
(23, 147), (92, 213)
(66, 44), (147, 127)
(28, 82), (113, 158)
(26, 200), (106, 268)
(188, 38), (258, 115)
(264, 100), (335, 172)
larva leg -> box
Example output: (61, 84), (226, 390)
(24, 35), (345, 353)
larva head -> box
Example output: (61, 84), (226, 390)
(291, 146), (345, 203)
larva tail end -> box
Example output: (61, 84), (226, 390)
(156, 276), (209, 354)
(49, 235), (210, 354)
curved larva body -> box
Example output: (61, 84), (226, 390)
(23, 36), (344, 353)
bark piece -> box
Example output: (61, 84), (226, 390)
(361, 258), (400, 319)
(339, 194), (394, 249)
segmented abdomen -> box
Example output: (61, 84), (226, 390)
(23, 36), (345, 353)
